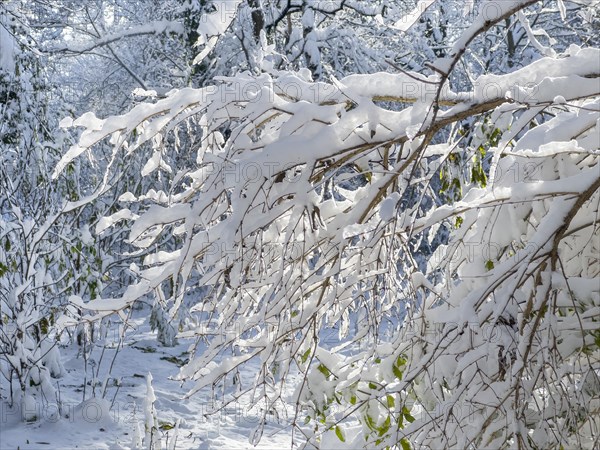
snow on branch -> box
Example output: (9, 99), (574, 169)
(46, 20), (185, 54)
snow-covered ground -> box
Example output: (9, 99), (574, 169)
(0, 311), (299, 450)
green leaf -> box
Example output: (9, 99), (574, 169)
(317, 363), (331, 379)
(300, 348), (311, 364)
(392, 355), (406, 380)
(485, 260), (494, 271)
(480, 170), (487, 188)
(451, 177), (462, 201)
(0, 262), (8, 277)
(350, 395), (357, 405)
(386, 395), (395, 408)
(159, 421), (174, 430)
(454, 216), (463, 229)
(378, 416), (391, 437)
(365, 414), (377, 431)
(39, 317), (49, 335)
(490, 128), (502, 146)
(335, 425), (345, 442)
(401, 438), (412, 450)
(403, 406), (415, 423)
(471, 158), (487, 188)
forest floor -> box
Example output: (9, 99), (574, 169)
(0, 310), (300, 450)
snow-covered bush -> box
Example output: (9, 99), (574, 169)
(0, 0), (107, 417)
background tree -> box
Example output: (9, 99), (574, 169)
(0, 0), (100, 417)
